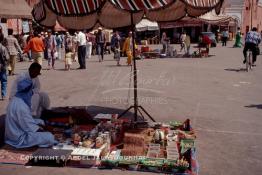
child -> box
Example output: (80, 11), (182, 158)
(114, 41), (121, 66)
(65, 47), (73, 70)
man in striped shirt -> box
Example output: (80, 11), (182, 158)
(243, 27), (261, 65)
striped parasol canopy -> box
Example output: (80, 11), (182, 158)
(32, 0), (224, 30)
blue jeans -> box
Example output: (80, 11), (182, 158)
(0, 70), (7, 97)
(97, 43), (104, 60)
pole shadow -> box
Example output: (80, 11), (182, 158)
(245, 104), (262, 109)
(105, 65), (132, 68)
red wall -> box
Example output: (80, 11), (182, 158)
(242, 0), (262, 33)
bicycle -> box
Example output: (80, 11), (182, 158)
(246, 49), (253, 72)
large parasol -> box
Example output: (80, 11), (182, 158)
(32, 0), (224, 123)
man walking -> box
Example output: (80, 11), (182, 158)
(76, 30), (87, 69)
(45, 30), (57, 69)
(180, 32), (187, 52)
(96, 27), (106, 62)
(0, 37), (9, 100)
(221, 29), (229, 46)
(24, 31), (45, 65)
(185, 34), (191, 56)
(55, 32), (63, 60)
(4, 29), (22, 75)
(86, 32), (93, 59)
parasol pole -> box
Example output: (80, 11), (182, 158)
(119, 12), (156, 123)
(131, 12), (138, 122)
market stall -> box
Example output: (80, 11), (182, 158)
(199, 10), (238, 41)
(24, 107), (198, 174)
(136, 19), (160, 46)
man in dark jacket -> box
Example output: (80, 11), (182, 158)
(96, 27), (106, 62)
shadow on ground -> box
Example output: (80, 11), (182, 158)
(86, 105), (134, 117)
(48, 105), (145, 121)
(224, 68), (247, 72)
(105, 65), (132, 68)
(245, 104), (262, 109)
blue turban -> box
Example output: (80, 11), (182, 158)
(15, 78), (33, 107)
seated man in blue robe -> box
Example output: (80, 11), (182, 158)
(10, 62), (51, 118)
(5, 77), (57, 148)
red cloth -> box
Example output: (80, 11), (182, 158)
(202, 35), (211, 45)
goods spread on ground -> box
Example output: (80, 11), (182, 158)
(29, 107), (198, 174)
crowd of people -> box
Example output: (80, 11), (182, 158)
(1, 26), (261, 104)
(0, 26), (139, 101)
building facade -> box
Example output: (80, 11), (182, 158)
(223, 0), (262, 33)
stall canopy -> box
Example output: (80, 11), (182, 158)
(0, 0), (32, 19)
(199, 10), (237, 25)
(32, 0), (224, 30)
(136, 19), (159, 32)
(159, 10), (237, 29)
(159, 17), (203, 29)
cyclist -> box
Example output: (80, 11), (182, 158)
(243, 27), (261, 66)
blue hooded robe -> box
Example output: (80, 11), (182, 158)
(5, 78), (57, 148)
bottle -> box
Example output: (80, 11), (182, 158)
(104, 131), (111, 153)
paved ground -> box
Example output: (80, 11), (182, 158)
(0, 42), (262, 175)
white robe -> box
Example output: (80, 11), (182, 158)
(5, 97), (56, 148)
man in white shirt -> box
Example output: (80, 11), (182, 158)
(10, 63), (50, 118)
(76, 31), (87, 69)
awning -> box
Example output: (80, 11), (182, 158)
(32, 0), (224, 30)
(136, 19), (159, 32)
(159, 17), (203, 29)
(159, 10), (237, 29)
(199, 10), (237, 25)
(0, 0), (32, 19)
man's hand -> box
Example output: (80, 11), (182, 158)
(37, 126), (45, 132)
